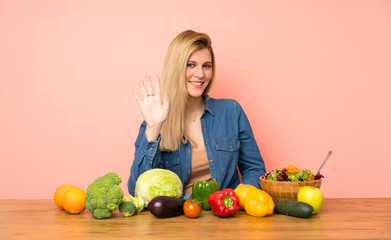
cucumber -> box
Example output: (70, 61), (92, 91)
(274, 200), (314, 218)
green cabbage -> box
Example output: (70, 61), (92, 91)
(135, 169), (183, 206)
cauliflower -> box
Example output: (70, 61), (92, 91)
(85, 172), (124, 219)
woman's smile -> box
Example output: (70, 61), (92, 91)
(188, 81), (205, 88)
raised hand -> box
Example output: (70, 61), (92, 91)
(133, 75), (169, 141)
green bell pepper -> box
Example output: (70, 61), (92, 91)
(192, 180), (219, 210)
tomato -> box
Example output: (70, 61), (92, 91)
(183, 199), (202, 218)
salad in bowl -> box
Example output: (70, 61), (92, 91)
(265, 164), (324, 182)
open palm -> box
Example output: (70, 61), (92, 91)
(134, 76), (169, 129)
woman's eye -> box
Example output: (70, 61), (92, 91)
(187, 63), (195, 68)
(203, 64), (211, 69)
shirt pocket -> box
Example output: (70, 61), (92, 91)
(161, 152), (181, 176)
(214, 139), (240, 176)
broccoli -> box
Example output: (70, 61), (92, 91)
(119, 199), (136, 217)
(85, 172), (124, 219)
(119, 195), (144, 217)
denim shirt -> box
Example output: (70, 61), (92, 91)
(127, 96), (266, 197)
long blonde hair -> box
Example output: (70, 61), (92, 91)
(160, 30), (215, 152)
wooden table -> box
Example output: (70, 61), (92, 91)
(0, 198), (390, 239)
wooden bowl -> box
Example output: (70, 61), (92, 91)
(260, 175), (322, 202)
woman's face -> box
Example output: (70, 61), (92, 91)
(185, 48), (213, 98)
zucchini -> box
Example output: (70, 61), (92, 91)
(274, 200), (314, 218)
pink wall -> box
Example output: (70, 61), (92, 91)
(1, 0), (390, 199)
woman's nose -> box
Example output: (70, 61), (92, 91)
(194, 66), (205, 78)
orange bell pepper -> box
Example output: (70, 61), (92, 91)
(244, 189), (274, 217)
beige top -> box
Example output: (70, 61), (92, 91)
(184, 149), (212, 195)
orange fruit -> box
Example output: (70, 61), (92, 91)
(62, 187), (86, 214)
(234, 184), (257, 210)
(54, 184), (76, 209)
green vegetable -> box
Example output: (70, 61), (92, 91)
(121, 195), (144, 216)
(85, 172), (124, 219)
(119, 199), (136, 217)
(274, 200), (314, 218)
(135, 169), (183, 206)
(192, 180), (219, 210)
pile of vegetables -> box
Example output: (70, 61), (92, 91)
(82, 167), (323, 220)
(84, 169), (184, 219)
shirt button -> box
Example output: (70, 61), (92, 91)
(188, 150), (191, 154)
(210, 159), (213, 163)
(188, 169), (190, 173)
(205, 141), (208, 145)
(203, 128), (206, 131)
(229, 145), (232, 149)
(149, 147), (154, 151)
(166, 161), (169, 165)
(213, 178), (216, 181)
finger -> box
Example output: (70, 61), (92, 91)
(155, 76), (161, 102)
(146, 75), (154, 96)
(133, 90), (142, 105)
(140, 79), (147, 99)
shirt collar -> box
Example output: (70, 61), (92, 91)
(203, 95), (215, 116)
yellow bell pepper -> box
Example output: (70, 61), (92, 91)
(244, 189), (274, 217)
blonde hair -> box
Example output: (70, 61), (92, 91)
(160, 30), (215, 152)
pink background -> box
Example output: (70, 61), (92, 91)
(1, 0), (390, 199)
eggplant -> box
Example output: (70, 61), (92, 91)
(148, 196), (185, 218)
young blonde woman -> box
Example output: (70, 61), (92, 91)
(127, 30), (265, 197)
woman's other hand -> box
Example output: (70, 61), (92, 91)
(133, 75), (169, 141)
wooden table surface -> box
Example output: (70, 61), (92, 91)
(0, 198), (390, 240)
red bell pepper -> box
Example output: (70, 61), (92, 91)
(207, 188), (240, 217)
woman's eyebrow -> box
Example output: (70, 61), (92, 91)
(187, 60), (212, 64)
